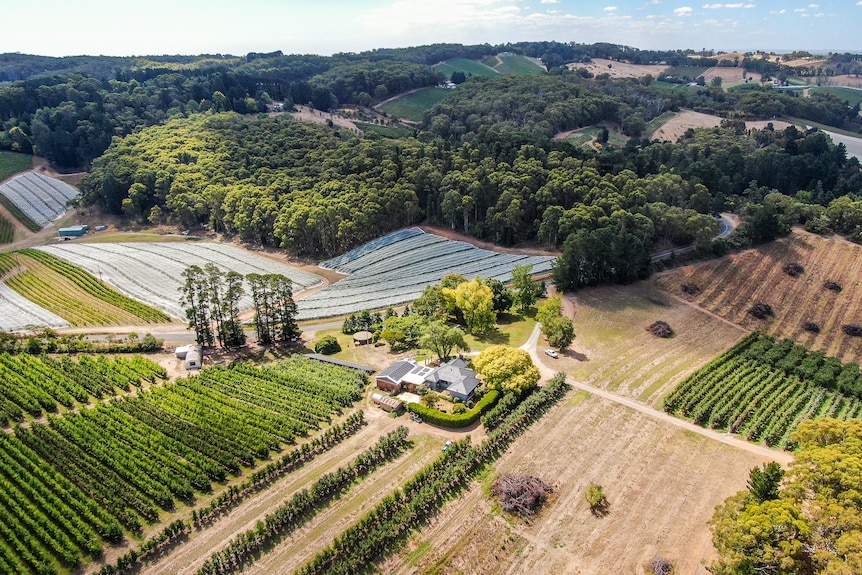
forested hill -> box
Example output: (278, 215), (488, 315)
(81, 110), (860, 289)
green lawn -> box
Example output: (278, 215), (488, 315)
(492, 55), (545, 75)
(809, 86), (862, 107)
(432, 58), (498, 79)
(463, 309), (537, 352)
(378, 88), (451, 122)
(0, 152), (33, 182)
(355, 122), (414, 139)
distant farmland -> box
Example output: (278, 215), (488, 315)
(377, 87), (451, 122)
(432, 57), (498, 79)
(483, 54), (545, 75)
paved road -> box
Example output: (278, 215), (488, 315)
(823, 130), (862, 161)
(651, 212), (737, 262)
(521, 323), (793, 465)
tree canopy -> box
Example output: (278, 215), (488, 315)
(710, 418), (862, 575)
(473, 345), (540, 393)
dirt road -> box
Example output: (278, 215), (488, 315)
(523, 323), (792, 465)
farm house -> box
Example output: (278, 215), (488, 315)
(58, 225), (88, 237)
(376, 357), (480, 401)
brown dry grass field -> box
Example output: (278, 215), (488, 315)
(557, 284), (745, 405)
(650, 110), (792, 141)
(383, 394), (775, 575)
(567, 58), (668, 79)
(655, 229), (862, 363)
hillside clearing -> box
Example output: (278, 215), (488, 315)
(566, 58), (668, 79)
(377, 87), (451, 122)
(383, 394), (778, 575)
(432, 58), (498, 79)
(649, 110), (792, 141)
(654, 230), (862, 363)
(557, 283), (743, 404)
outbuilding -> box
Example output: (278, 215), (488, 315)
(371, 393), (404, 413)
(58, 225), (88, 237)
(183, 345), (203, 370)
(353, 330), (373, 346)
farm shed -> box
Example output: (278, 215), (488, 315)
(175, 344), (192, 359)
(58, 225), (88, 237)
(184, 345), (203, 370)
(353, 330), (373, 346)
(371, 393), (404, 413)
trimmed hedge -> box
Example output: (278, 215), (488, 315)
(406, 390), (500, 427)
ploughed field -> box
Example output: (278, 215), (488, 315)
(654, 230), (862, 363)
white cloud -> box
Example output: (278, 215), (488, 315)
(674, 6), (693, 15)
(540, 0), (559, 4)
(793, 8), (806, 12)
(808, 3), (819, 8)
(703, 2), (752, 7)
(604, 5), (618, 11)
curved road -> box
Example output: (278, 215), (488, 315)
(651, 212), (736, 263)
(520, 323), (793, 465)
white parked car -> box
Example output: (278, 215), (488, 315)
(544, 349), (559, 358)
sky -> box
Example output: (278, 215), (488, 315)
(1, 0), (860, 58)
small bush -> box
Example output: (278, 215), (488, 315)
(843, 325), (862, 337)
(783, 262), (804, 277)
(681, 283), (701, 296)
(491, 474), (553, 516)
(749, 302), (774, 320)
(825, 281), (843, 292)
(314, 335), (341, 355)
(802, 322), (820, 333)
(647, 321), (674, 338)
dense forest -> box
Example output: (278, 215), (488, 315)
(3, 42), (860, 169)
(3, 41), (861, 289)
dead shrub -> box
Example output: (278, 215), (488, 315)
(824, 281), (843, 292)
(648, 556), (674, 575)
(802, 322), (820, 333)
(749, 302), (774, 320)
(843, 324), (862, 337)
(647, 321), (674, 338)
(783, 262), (804, 277)
(681, 283), (701, 296)
(491, 474), (553, 516)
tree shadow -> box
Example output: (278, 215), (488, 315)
(590, 497), (610, 518)
(564, 349), (589, 362)
(473, 327), (510, 345)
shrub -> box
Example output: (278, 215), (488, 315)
(405, 389), (499, 427)
(749, 302), (774, 320)
(647, 320), (674, 338)
(782, 262), (804, 277)
(802, 322), (820, 333)
(681, 283), (701, 296)
(491, 474), (553, 516)
(824, 281), (843, 292)
(843, 325), (862, 337)
(314, 335), (341, 355)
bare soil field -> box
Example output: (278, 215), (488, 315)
(655, 229), (862, 363)
(556, 283), (744, 404)
(650, 110), (792, 141)
(383, 393), (779, 575)
(290, 105), (362, 134)
(700, 67), (761, 87)
(567, 58), (667, 79)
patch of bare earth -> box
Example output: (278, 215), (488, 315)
(824, 76), (862, 89)
(655, 229), (862, 363)
(567, 58), (668, 79)
(289, 105), (362, 134)
(651, 110), (791, 142)
(383, 394), (778, 575)
(556, 284), (743, 404)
